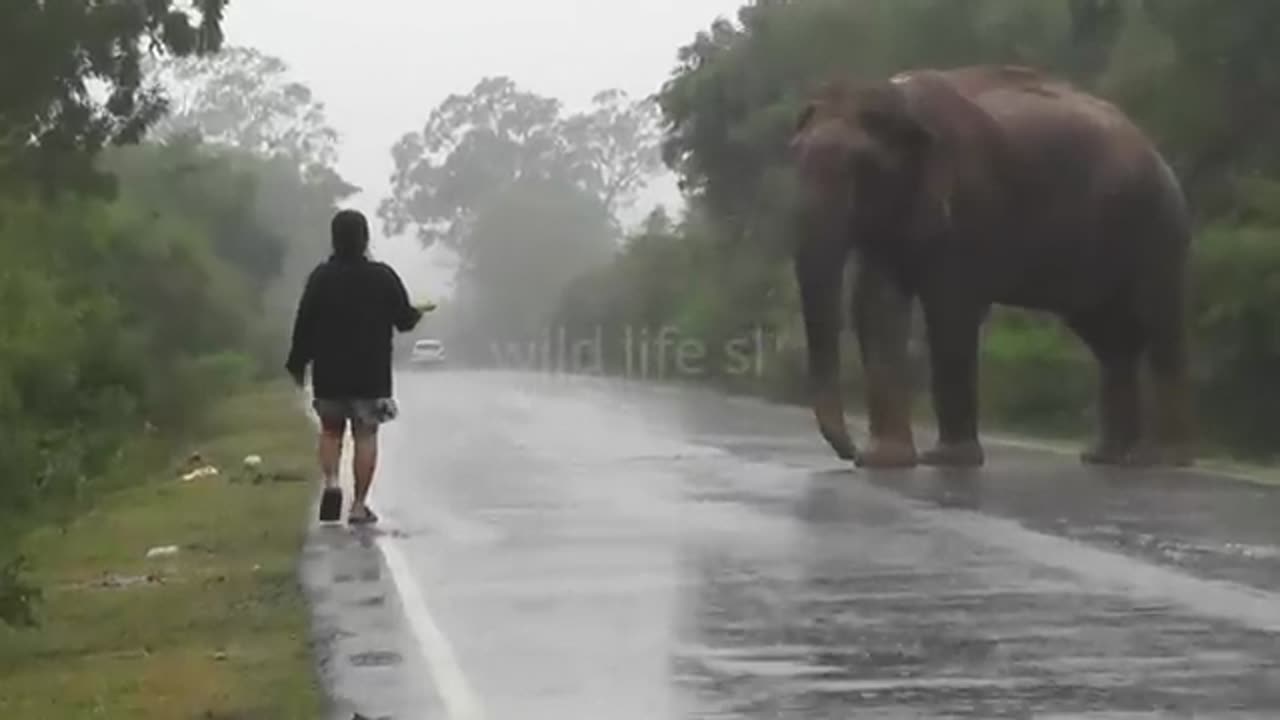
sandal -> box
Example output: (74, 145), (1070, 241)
(318, 487), (343, 523)
(348, 504), (379, 525)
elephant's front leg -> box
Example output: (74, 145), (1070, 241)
(852, 262), (917, 468)
(920, 296), (986, 467)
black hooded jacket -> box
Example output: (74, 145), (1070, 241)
(285, 256), (422, 399)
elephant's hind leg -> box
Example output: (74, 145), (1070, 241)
(1115, 175), (1194, 467)
(1069, 309), (1144, 465)
(1140, 280), (1195, 467)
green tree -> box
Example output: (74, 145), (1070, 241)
(0, 0), (228, 195)
(381, 77), (663, 354)
(103, 139), (288, 296)
(560, 89), (665, 218)
(1131, 0), (1280, 215)
(140, 48), (361, 336)
(0, 142), (312, 627)
(145, 46), (357, 200)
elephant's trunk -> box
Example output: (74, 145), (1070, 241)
(814, 386), (856, 460)
(795, 242), (856, 461)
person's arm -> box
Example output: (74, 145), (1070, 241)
(285, 268), (321, 385)
(383, 264), (423, 333)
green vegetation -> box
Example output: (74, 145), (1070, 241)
(0, 384), (324, 718)
(0, 0), (227, 197)
(0, 0), (349, 661)
(551, 0), (1280, 463)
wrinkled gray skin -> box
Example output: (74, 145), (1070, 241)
(790, 65), (1194, 469)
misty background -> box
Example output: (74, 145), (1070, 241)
(223, 0), (746, 296)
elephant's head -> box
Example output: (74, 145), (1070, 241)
(790, 77), (960, 257)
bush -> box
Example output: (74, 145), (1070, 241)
(0, 141), (313, 627)
(1190, 224), (1280, 457)
(978, 309), (1094, 436)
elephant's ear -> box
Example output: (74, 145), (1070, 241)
(858, 106), (932, 154)
(907, 130), (956, 240)
(861, 80), (964, 240)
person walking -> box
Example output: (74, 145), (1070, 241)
(285, 209), (433, 524)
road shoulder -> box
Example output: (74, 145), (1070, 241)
(723, 382), (1280, 487)
(301, 523), (444, 719)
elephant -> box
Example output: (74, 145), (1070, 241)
(788, 65), (1193, 469)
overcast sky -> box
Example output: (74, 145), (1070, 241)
(222, 0), (745, 295)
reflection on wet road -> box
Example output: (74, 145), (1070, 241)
(371, 370), (1280, 719)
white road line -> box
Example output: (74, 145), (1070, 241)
(300, 393), (483, 719)
(377, 533), (486, 720)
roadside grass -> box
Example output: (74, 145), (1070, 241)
(980, 429), (1280, 487)
(1172, 457), (1280, 487)
(0, 383), (325, 719)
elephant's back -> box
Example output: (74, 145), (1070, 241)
(935, 65), (1133, 130)
(946, 68), (1188, 307)
(950, 67), (1166, 191)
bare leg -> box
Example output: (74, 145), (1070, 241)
(319, 429), (343, 487)
(352, 430), (379, 508)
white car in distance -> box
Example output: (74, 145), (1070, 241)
(409, 338), (446, 367)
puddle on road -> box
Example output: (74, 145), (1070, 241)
(348, 650), (404, 668)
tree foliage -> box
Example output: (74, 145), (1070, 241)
(145, 46), (358, 200)
(381, 77), (663, 354)
(0, 0), (228, 196)
(0, 161), (267, 622)
(140, 48), (361, 334)
(382, 77), (661, 248)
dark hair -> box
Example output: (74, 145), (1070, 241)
(331, 209), (370, 261)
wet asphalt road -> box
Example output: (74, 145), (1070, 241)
(336, 369), (1280, 719)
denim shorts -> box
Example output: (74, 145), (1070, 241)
(312, 397), (398, 437)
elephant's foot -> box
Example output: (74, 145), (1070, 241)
(1080, 441), (1141, 467)
(1082, 443), (1194, 468)
(920, 440), (985, 468)
(855, 438), (918, 469)
(1158, 446), (1196, 468)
